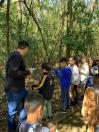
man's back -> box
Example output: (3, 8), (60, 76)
(5, 51), (26, 92)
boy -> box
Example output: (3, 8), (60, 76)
(33, 63), (54, 121)
(19, 93), (56, 132)
(54, 58), (72, 111)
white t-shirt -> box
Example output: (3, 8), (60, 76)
(72, 65), (80, 85)
(80, 63), (89, 85)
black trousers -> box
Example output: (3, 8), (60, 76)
(71, 85), (78, 103)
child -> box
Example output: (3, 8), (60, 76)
(82, 75), (99, 132)
(33, 63), (54, 121)
(69, 57), (80, 105)
(19, 93), (56, 132)
(86, 58), (95, 88)
(80, 57), (89, 88)
(54, 58), (72, 111)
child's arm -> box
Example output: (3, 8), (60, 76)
(54, 68), (63, 78)
(80, 66), (89, 76)
(34, 75), (47, 89)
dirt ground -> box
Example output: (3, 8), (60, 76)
(57, 110), (86, 132)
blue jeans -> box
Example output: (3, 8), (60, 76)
(61, 88), (70, 110)
(6, 89), (28, 131)
(86, 76), (94, 87)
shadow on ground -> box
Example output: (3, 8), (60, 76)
(58, 110), (86, 132)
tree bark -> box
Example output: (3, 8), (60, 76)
(6, 0), (10, 55)
(24, 0), (49, 58)
(19, 0), (23, 40)
(50, 0), (65, 58)
(66, 0), (73, 59)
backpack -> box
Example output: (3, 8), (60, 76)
(18, 122), (43, 132)
(28, 125), (50, 132)
(28, 124), (42, 132)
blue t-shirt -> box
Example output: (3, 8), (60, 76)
(54, 67), (72, 90)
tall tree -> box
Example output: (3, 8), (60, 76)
(24, 0), (49, 59)
(66, 0), (73, 58)
(6, 0), (10, 55)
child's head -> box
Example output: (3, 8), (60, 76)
(25, 93), (44, 122)
(69, 57), (78, 66)
(82, 57), (89, 64)
(42, 63), (51, 73)
(85, 87), (95, 100)
(88, 58), (94, 67)
(59, 57), (67, 68)
(78, 59), (82, 68)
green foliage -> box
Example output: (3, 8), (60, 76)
(62, 1), (97, 56)
(0, 0), (99, 64)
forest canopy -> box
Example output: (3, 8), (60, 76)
(0, 0), (99, 64)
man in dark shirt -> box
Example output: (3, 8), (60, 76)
(5, 40), (30, 132)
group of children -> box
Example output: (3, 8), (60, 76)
(19, 56), (99, 132)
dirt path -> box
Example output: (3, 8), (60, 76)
(57, 110), (86, 132)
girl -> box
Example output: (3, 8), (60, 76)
(80, 57), (89, 91)
(69, 57), (80, 105)
(82, 75), (99, 132)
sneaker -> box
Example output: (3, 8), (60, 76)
(48, 116), (53, 122)
(42, 118), (47, 121)
(60, 108), (67, 113)
(66, 106), (72, 112)
(70, 101), (75, 106)
(46, 118), (50, 122)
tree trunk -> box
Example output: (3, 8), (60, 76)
(58, 38), (62, 59)
(19, 0), (22, 40)
(6, 0), (10, 55)
(24, 0), (49, 58)
(0, 0), (5, 6)
(66, 0), (73, 59)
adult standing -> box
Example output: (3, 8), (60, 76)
(5, 41), (30, 132)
